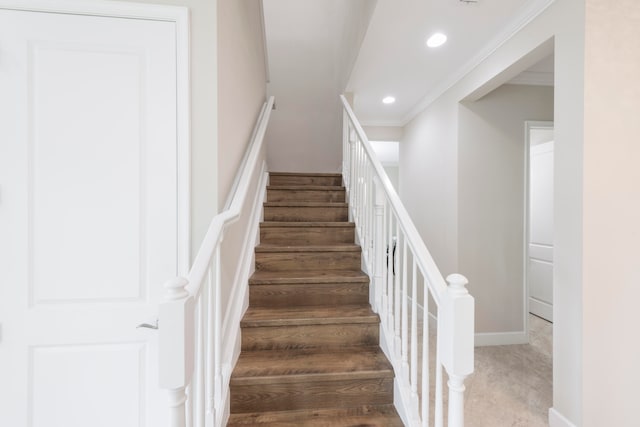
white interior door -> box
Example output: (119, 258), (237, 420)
(528, 132), (554, 322)
(0, 8), (181, 427)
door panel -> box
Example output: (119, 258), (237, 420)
(528, 139), (554, 321)
(0, 9), (178, 427)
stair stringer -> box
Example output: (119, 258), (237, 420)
(217, 164), (269, 427)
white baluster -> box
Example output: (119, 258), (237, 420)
(411, 260), (418, 399)
(195, 294), (204, 427)
(206, 266), (214, 413)
(394, 227), (401, 359)
(373, 176), (386, 313)
(422, 276), (429, 427)
(364, 163), (371, 266)
(342, 111), (348, 178)
(349, 131), (357, 219)
(213, 248), (223, 419)
(401, 238), (409, 378)
(387, 214), (394, 334)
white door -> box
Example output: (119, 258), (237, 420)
(0, 8), (181, 427)
(528, 136), (554, 322)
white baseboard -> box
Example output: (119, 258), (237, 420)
(474, 331), (528, 346)
(549, 408), (577, 427)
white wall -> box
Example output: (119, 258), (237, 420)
(582, 1), (640, 426)
(384, 166), (399, 192)
(400, 0), (585, 423)
(263, 0), (376, 172)
(459, 84), (553, 336)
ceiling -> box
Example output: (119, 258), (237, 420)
(262, 0), (554, 159)
(346, 0), (553, 126)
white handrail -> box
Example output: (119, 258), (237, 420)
(341, 96), (448, 305)
(340, 95), (474, 427)
(159, 96), (275, 427)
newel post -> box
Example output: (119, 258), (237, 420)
(372, 176), (386, 313)
(159, 277), (194, 427)
(439, 273), (474, 427)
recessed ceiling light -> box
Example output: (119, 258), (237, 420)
(426, 33), (447, 48)
(382, 96), (396, 104)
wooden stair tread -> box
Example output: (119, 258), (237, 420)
(230, 171), (398, 419)
(264, 201), (348, 207)
(231, 347), (393, 384)
(261, 221), (354, 228)
(249, 269), (368, 285)
(267, 185), (344, 190)
(227, 405), (402, 426)
(241, 305), (378, 327)
(256, 244), (360, 253)
(269, 172), (342, 177)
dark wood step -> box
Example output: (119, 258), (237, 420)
(267, 185), (345, 203)
(230, 347), (394, 413)
(263, 202), (348, 222)
(249, 269), (369, 285)
(255, 244), (361, 272)
(260, 222), (355, 245)
(269, 172), (343, 187)
(240, 305), (379, 350)
(249, 270), (369, 307)
(227, 405), (404, 426)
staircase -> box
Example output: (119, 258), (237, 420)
(227, 172), (403, 426)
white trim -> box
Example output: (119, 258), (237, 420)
(474, 331), (528, 346)
(217, 166), (269, 426)
(508, 71), (554, 86)
(549, 408), (577, 427)
(400, 0), (557, 126)
(175, 6), (191, 276)
(0, 0), (192, 275)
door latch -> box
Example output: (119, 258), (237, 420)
(136, 319), (159, 330)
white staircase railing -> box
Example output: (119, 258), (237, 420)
(158, 96), (275, 427)
(340, 95), (474, 427)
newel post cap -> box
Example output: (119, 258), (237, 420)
(446, 273), (469, 295)
(164, 277), (189, 301)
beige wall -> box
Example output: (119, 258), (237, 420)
(400, 0), (585, 423)
(458, 84), (554, 335)
(583, 1), (640, 426)
(119, 0), (218, 257)
(264, 0), (375, 173)
(363, 125), (404, 142)
(216, 0), (268, 335)
(218, 0), (267, 206)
